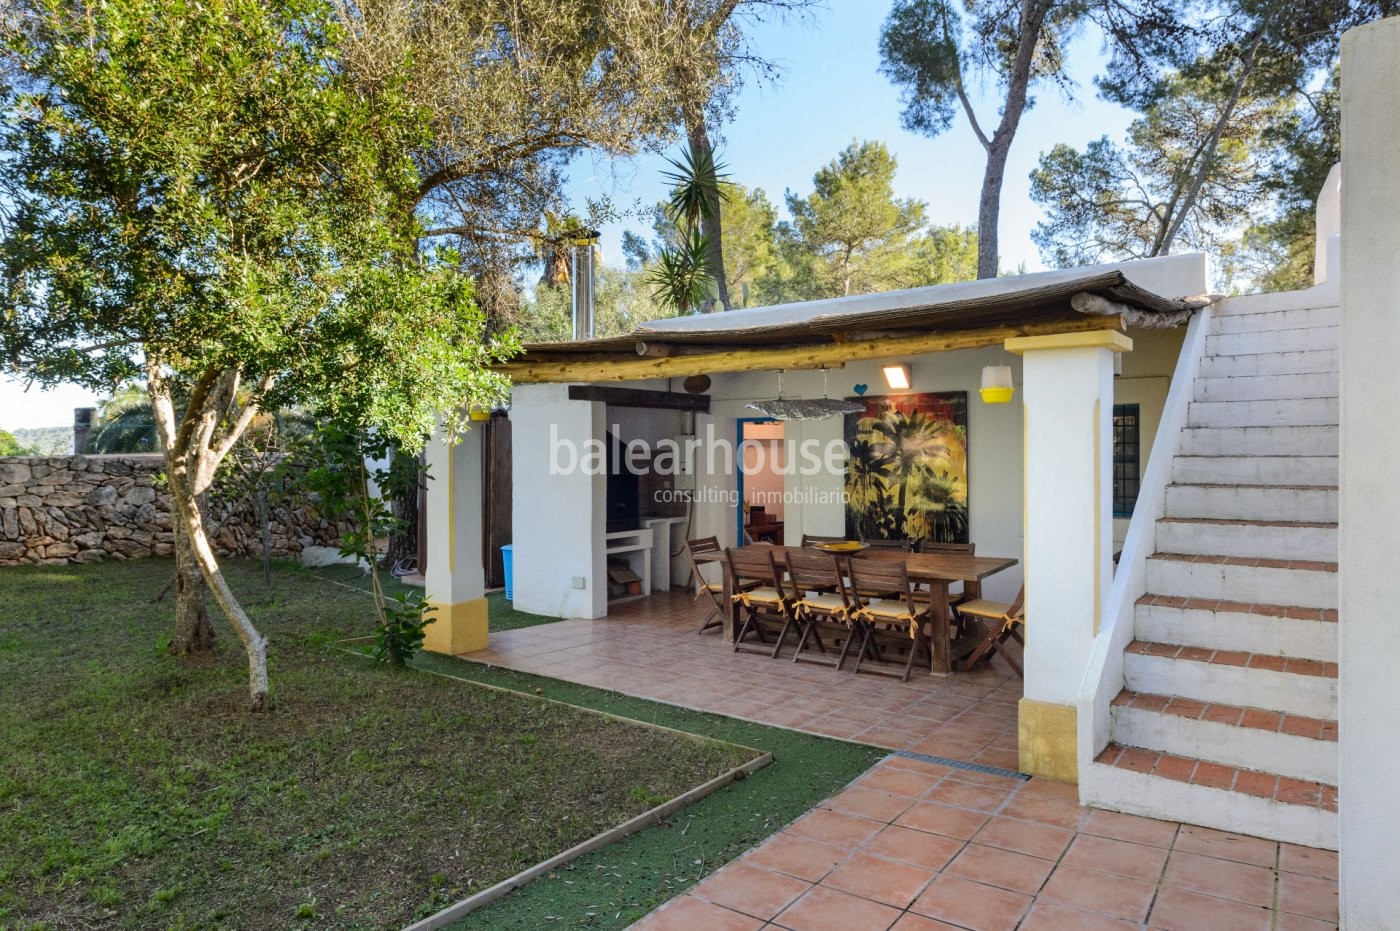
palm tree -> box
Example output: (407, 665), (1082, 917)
(89, 385), (160, 453)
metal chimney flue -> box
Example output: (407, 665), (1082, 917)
(571, 230), (600, 341)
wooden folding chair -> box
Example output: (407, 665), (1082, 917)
(956, 586), (1025, 678)
(686, 537), (727, 635)
(783, 549), (857, 670)
(800, 533), (846, 548)
(846, 556), (931, 682)
(725, 546), (797, 658)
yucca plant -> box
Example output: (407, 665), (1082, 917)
(650, 143), (730, 314)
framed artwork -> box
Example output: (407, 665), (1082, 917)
(843, 392), (969, 545)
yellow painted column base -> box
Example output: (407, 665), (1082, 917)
(423, 597), (489, 655)
(1019, 698), (1079, 783)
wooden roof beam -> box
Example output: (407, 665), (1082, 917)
(498, 316), (1124, 384)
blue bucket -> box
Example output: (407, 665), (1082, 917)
(501, 544), (514, 601)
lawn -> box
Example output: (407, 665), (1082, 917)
(0, 559), (755, 930)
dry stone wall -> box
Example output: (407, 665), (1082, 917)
(0, 454), (349, 566)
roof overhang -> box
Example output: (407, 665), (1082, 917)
(499, 267), (1207, 385)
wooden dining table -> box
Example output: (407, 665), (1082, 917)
(717, 544), (1018, 676)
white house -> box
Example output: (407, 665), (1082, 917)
(418, 16), (1400, 925)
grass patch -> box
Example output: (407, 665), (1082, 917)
(0, 559), (752, 930)
(303, 563), (559, 633)
(404, 655), (886, 929)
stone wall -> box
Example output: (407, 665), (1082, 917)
(0, 454), (349, 566)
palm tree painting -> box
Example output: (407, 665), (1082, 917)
(843, 393), (969, 544)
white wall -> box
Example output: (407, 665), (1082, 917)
(510, 384), (606, 618)
(1339, 16), (1400, 927)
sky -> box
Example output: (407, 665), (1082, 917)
(0, 0), (1139, 433)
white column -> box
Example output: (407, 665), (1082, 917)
(510, 384), (607, 619)
(1008, 330), (1130, 781)
(422, 420), (488, 654)
(1340, 17), (1400, 927)
(783, 417), (847, 545)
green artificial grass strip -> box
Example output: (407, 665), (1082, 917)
(406, 652), (887, 930)
(481, 592), (566, 633)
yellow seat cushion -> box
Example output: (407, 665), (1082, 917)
(860, 598), (923, 619)
(957, 598), (1014, 620)
(797, 592), (847, 614)
(736, 586), (785, 605)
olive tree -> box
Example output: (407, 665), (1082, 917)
(0, 0), (512, 709)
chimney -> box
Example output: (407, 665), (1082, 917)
(73, 407), (96, 454)
(571, 230), (601, 341)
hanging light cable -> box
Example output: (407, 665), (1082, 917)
(746, 368), (864, 421)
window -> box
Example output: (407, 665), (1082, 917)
(1113, 404), (1141, 518)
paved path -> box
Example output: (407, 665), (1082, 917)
(631, 754), (1338, 930)
(460, 593), (1337, 930)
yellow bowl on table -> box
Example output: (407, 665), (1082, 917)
(815, 541), (869, 553)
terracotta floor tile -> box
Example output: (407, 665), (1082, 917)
(861, 824), (967, 871)
(1015, 778), (1079, 802)
(911, 873), (1033, 931)
(688, 860), (812, 920)
(888, 914), (966, 931)
(1162, 850), (1276, 908)
(1018, 898), (1140, 931)
(1147, 884), (1274, 931)
(922, 777), (1015, 813)
(1279, 842), (1339, 879)
(631, 894), (766, 931)
(882, 756), (955, 779)
(1080, 812), (1181, 845)
(855, 766), (942, 799)
(743, 832), (849, 883)
(819, 851), (938, 909)
(999, 792), (1086, 830)
(1037, 864), (1156, 922)
(1173, 824), (1278, 867)
(1274, 911), (1341, 931)
(945, 842), (1055, 895)
(772, 885), (904, 931)
(822, 787), (917, 823)
(894, 801), (992, 841)
(1060, 832), (1170, 883)
(787, 808), (888, 849)
(972, 816), (1076, 860)
(1277, 870), (1339, 921)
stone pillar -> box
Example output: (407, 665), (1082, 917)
(72, 407), (95, 454)
(1006, 330), (1131, 782)
(422, 420), (488, 654)
(1339, 17), (1400, 927)
(510, 384), (606, 619)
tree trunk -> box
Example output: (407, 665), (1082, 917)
(147, 361), (271, 711)
(685, 113), (731, 312)
(973, 0), (1051, 279)
(170, 512), (216, 654)
(976, 141), (1012, 279)
(174, 472), (270, 710)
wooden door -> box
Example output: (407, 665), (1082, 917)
(481, 412), (512, 589)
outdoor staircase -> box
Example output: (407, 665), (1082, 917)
(1085, 297), (1341, 849)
